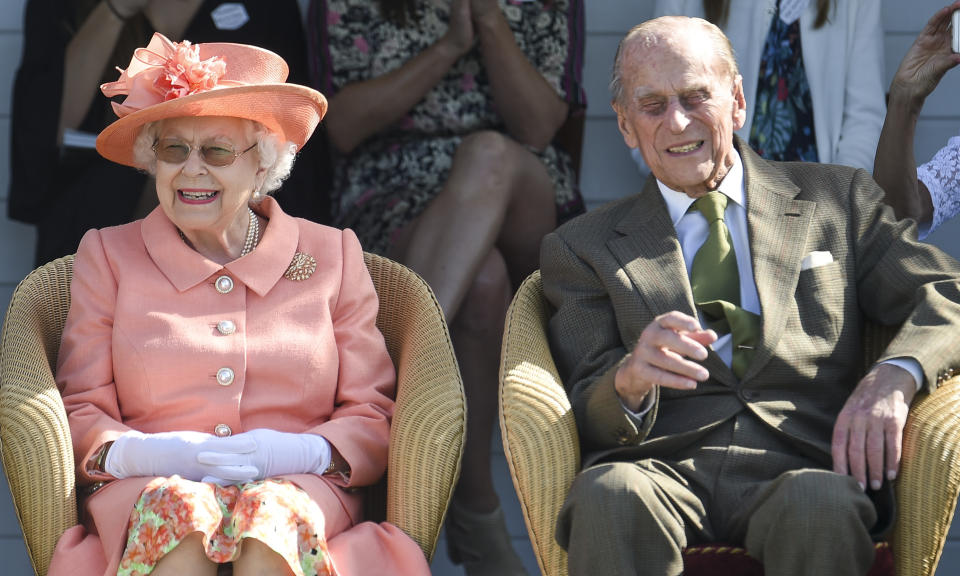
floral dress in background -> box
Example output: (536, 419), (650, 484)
(309, 0), (586, 254)
(748, 0), (819, 163)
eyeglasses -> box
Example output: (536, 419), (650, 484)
(152, 138), (257, 167)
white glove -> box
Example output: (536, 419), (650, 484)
(104, 430), (259, 483)
(197, 428), (332, 482)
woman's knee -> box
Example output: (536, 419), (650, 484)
(451, 131), (521, 201)
(233, 538), (292, 576)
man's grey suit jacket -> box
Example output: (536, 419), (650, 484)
(541, 138), (960, 473)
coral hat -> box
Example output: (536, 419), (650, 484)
(96, 33), (327, 168)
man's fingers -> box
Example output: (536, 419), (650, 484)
(635, 340), (708, 385)
(831, 416), (850, 477)
(654, 310), (704, 333)
(846, 416), (867, 490)
(866, 427), (885, 491)
(885, 421), (904, 482)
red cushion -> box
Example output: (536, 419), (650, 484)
(683, 541), (893, 576)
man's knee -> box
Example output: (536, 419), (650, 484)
(558, 462), (687, 576)
(769, 470), (876, 530)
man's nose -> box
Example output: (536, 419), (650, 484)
(665, 100), (691, 133)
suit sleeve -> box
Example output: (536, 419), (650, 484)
(58, 230), (132, 484)
(541, 231), (657, 453)
(312, 229), (396, 486)
(850, 169), (960, 389)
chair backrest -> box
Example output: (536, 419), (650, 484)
(498, 270), (579, 576)
(0, 256), (77, 576)
(362, 251), (465, 560)
(0, 252), (464, 574)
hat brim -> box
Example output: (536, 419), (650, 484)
(96, 83), (327, 168)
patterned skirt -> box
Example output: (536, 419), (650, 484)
(117, 476), (334, 576)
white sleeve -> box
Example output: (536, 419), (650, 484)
(917, 134), (960, 239)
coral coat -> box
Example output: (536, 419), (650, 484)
(50, 197), (429, 575)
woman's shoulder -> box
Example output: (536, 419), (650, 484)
(294, 219), (364, 254)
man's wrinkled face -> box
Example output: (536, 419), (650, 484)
(613, 26), (746, 198)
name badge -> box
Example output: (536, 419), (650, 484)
(211, 3), (250, 31)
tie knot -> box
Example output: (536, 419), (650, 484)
(693, 191), (728, 222)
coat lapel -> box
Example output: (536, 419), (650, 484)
(606, 176), (735, 386)
(738, 139), (816, 380)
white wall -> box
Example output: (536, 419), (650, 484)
(1, 1), (959, 574)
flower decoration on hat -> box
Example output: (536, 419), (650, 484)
(155, 41), (226, 100)
(102, 34), (237, 119)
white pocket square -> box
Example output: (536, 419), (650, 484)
(801, 250), (834, 271)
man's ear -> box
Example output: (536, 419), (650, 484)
(613, 101), (640, 149)
(731, 74), (747, 130)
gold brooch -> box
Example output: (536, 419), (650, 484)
(284, 252), (317, 281)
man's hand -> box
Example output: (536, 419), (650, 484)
(615, 311), (717, 411)
(832, 363), (917, 491)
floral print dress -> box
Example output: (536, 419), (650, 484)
(308, 0), (586, 254)
(119, 477), (333, 576)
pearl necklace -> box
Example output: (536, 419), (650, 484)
(177, 207), (261, 257)
(240, 207), (260, 256)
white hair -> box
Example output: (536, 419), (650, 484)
(131, 119), (298, 197)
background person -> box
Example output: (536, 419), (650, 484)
(50, 33), (429, 576)
(307, 1), (585, 573)
(874, 1), (960, 237)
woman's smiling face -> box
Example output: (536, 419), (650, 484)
(153, 116), (264, 238)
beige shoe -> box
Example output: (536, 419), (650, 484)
(445, 501), (529, 576)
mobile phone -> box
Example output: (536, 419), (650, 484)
(953, 9), (960, 54)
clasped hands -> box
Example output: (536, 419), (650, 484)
(444, 0), (507, 56)
(104, 428), (332, 485)
(616, 311), (917, 492)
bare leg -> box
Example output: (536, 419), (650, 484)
(391, 130), (556, 320)
(449, 249), (513, 511)
(150, 532), (217, 576)
(233, 537), (295, 576)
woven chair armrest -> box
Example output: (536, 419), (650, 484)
(0, 256), (77, 576)
(894, 375), (960, 576)
(363, 253), (465, 562)
(500, 271), (578, 576)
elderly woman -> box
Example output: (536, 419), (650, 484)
(48, 33), (430, 576)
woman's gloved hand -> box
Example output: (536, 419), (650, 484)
(197, 428), (332, 482)
(104, 430), (259, 483)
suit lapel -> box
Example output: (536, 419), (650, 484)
(607, 176), (735, 386)
(738, 140), (816, 380)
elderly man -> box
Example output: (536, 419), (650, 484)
(541, 16), (960, 576)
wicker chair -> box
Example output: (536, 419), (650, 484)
(0, 252), (465, 576)
(499, 270), (960, 576)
